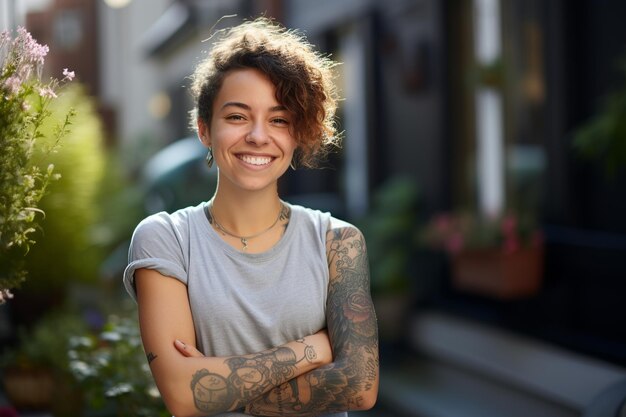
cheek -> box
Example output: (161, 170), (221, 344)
(210, 125), (240, 148)
(285, 136), (298, 155)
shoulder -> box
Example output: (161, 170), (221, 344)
(288, 203), (330, 223)
(133, 205), (202, 238)
(129, 205), (204, 255)
(284, 202), (332, 239)
(326, 217), (365, 243)
(325, 217), (367, 258)
(325, 218), (369, 286)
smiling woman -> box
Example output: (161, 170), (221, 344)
(123, 17), (379, 417)
(198, 68), (297, 195)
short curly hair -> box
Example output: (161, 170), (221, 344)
(189, 17), (341, 168)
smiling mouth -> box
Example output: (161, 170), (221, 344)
(238, 154), (274, 166)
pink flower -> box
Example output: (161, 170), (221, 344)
(63, 68), (75, 81)
(2, 75), (21, 95)
(15, 26), (48, 65)
(37, 86), (57, 98)
(0, 30), (10, 45)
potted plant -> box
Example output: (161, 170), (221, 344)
(1, 305), (169, 417)
(420, 210), (544, 299)
(1, 310), (86, 415)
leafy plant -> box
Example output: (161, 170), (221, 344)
(68, 313), (169, 417)
(0, 27), (75, 300)
(21, 83), (106, 294)
(2, 306), (169, 417)
(1, 309), (87, 416)
(358, 177), (420, 295)
(573, 61), (626, 176)
(420, 210), (543, 255)
(2, 309), (87, 371)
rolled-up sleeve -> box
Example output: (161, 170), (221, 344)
(123, 212), (188, 302)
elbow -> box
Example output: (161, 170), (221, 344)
(351, 367), (379, 411)
(353, 388), (378, 411)
(162, 395), (193, 417)
(158, 383), (200, 417)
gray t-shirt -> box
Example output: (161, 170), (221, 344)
(124, 201), (347, 417)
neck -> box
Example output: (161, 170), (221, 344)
(210, 183), (282, 237)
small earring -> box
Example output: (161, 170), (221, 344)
(290, 159), (296, 171)
(206, 148), (214, 168)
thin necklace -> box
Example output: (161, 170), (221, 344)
(207, 201), (284, 251)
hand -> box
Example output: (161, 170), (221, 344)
(174, 339), (205, 358)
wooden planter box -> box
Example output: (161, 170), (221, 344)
(2, 367), (55, 411)
(451, 247), (544, 299)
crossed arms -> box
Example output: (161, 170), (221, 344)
(134, 223), (379, 416)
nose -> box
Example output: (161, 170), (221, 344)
(245, 121), (271, 146)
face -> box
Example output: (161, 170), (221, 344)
(198, 68), (297, 193)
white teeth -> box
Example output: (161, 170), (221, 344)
(240, 155), (272, 165)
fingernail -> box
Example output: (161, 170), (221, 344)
(175, 339), (185, 347)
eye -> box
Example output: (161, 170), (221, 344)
(271, 117), (289, 126)
(226, 114), (246, 121)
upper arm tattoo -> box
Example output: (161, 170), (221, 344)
(326, 227), (379, 385)
(251, 226), (379, 414)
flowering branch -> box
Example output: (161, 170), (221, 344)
(0, 27), (75, 302)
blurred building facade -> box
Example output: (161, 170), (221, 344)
(14, 0), (626, 415)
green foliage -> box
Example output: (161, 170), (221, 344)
(358, 177), (420, 295)
(2, 310), (87, 371)
(574, 62), (626, 176)
(68, 313), (170, 417)
(23, 84), (106, 292)
(1, 306), (169, 417)
(0, 28), (74, 294)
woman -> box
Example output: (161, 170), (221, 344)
(124, 17), (379, 417)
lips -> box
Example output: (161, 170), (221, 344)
(237, 154), (274, 166)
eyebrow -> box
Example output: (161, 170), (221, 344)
(220, 101), (287, 112)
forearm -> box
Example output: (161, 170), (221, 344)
(245, 343), (378, 416)
(245, 224), (381, 416)
(151, 335), (326, 417)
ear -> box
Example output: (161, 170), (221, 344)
(197, 118), (211, 147)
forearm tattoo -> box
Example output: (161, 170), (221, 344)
(190, 339), (316, 414)
(248, 227), (379, 415)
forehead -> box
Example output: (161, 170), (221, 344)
(214, 68), (280, 106)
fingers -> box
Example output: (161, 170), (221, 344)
(174, 339), (205, 357)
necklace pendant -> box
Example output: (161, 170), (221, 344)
(241, 238), (248, 250)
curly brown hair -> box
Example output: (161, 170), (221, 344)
(189, 17), (341, 168)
